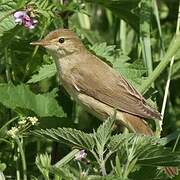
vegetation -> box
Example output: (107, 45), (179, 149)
(0, 0), (180, 179)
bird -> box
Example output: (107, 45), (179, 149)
(31, 28), (178, 177)
(31, 28), (161, 135)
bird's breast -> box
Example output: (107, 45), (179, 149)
(55, 57), (80, 100)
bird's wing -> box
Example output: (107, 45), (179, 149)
(71, 54), (161, 119)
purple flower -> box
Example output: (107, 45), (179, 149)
(14, 11), (27, 24)
(13, 10), (38, 29)
(75, 150), (87, 161)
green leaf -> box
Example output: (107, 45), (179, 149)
(27, 63), (57, 83)
(35, 151), (80, 179)
(95, 113), (116, 147)
(138, 150), (180, 167)
(89, 42), (116, 62)
(34, 127), (95, 150)
(108, 133), (136, 152)
(36, 153), (51, 179)
(110, 133), (180, 167)
(0, 162), (6, 172)
(0, 84), (65, 117)
(47, 165), (76, 179)
(0, 1), (16, 37)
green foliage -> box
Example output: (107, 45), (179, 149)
(36, 153), (51, 179)
(35, 127), (94, 150)
(95, 113), (115, 147)
(0, 84), (65, 117)
(0, 0), (179, 179)
(0, 1), (16, 36)
(0, 162), (6, 172)
(34, 115), (180, 179)
(27, 63), (56, 83)
(84, 0), (140, 31)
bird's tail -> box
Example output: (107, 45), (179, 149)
(120, 112), (154, 135)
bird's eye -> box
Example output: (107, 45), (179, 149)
(58, 38), (65, 44)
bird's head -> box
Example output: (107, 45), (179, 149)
(31, 28), (84, 57)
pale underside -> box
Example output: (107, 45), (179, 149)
(77, 92), (153, 135)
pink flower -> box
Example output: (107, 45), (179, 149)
(13, 10), (38, 29)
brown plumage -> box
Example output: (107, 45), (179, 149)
(71, 52), (161, 120)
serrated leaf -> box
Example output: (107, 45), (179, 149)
(95, 113), (116, 147)
(110, 133), (180, 167)
(34, 127), (95, 150)
(0, 84), (65, 117)
(0, 2), (16, 36)
(89, 42), (116, 61)
(138, 150), (180, 167)
(27, 63), (57, 83)
(108, 133), (136, 152)
(109, 133), (166, 152)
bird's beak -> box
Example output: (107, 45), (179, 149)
(30, 40), (50, 46)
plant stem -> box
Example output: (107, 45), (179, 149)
(54, 149), (79, 167)
(4, 48), (12, 83)
(99, 142), (108, 176)
(140, 0), (153, 76)
(0, 116), (18, 133)
(173, 134), (180, 152)
(120, 20), (126, 54)
(104, 151), (113, 162)
(15, 137), (27, 180)
(99, 152), (106, 176)
(139, 34), (180, 94)
(15, 153), (20, 180)
(91, 149), (107, 176)
(160, 57), (174, 120)
(153, 0), (165, 57)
